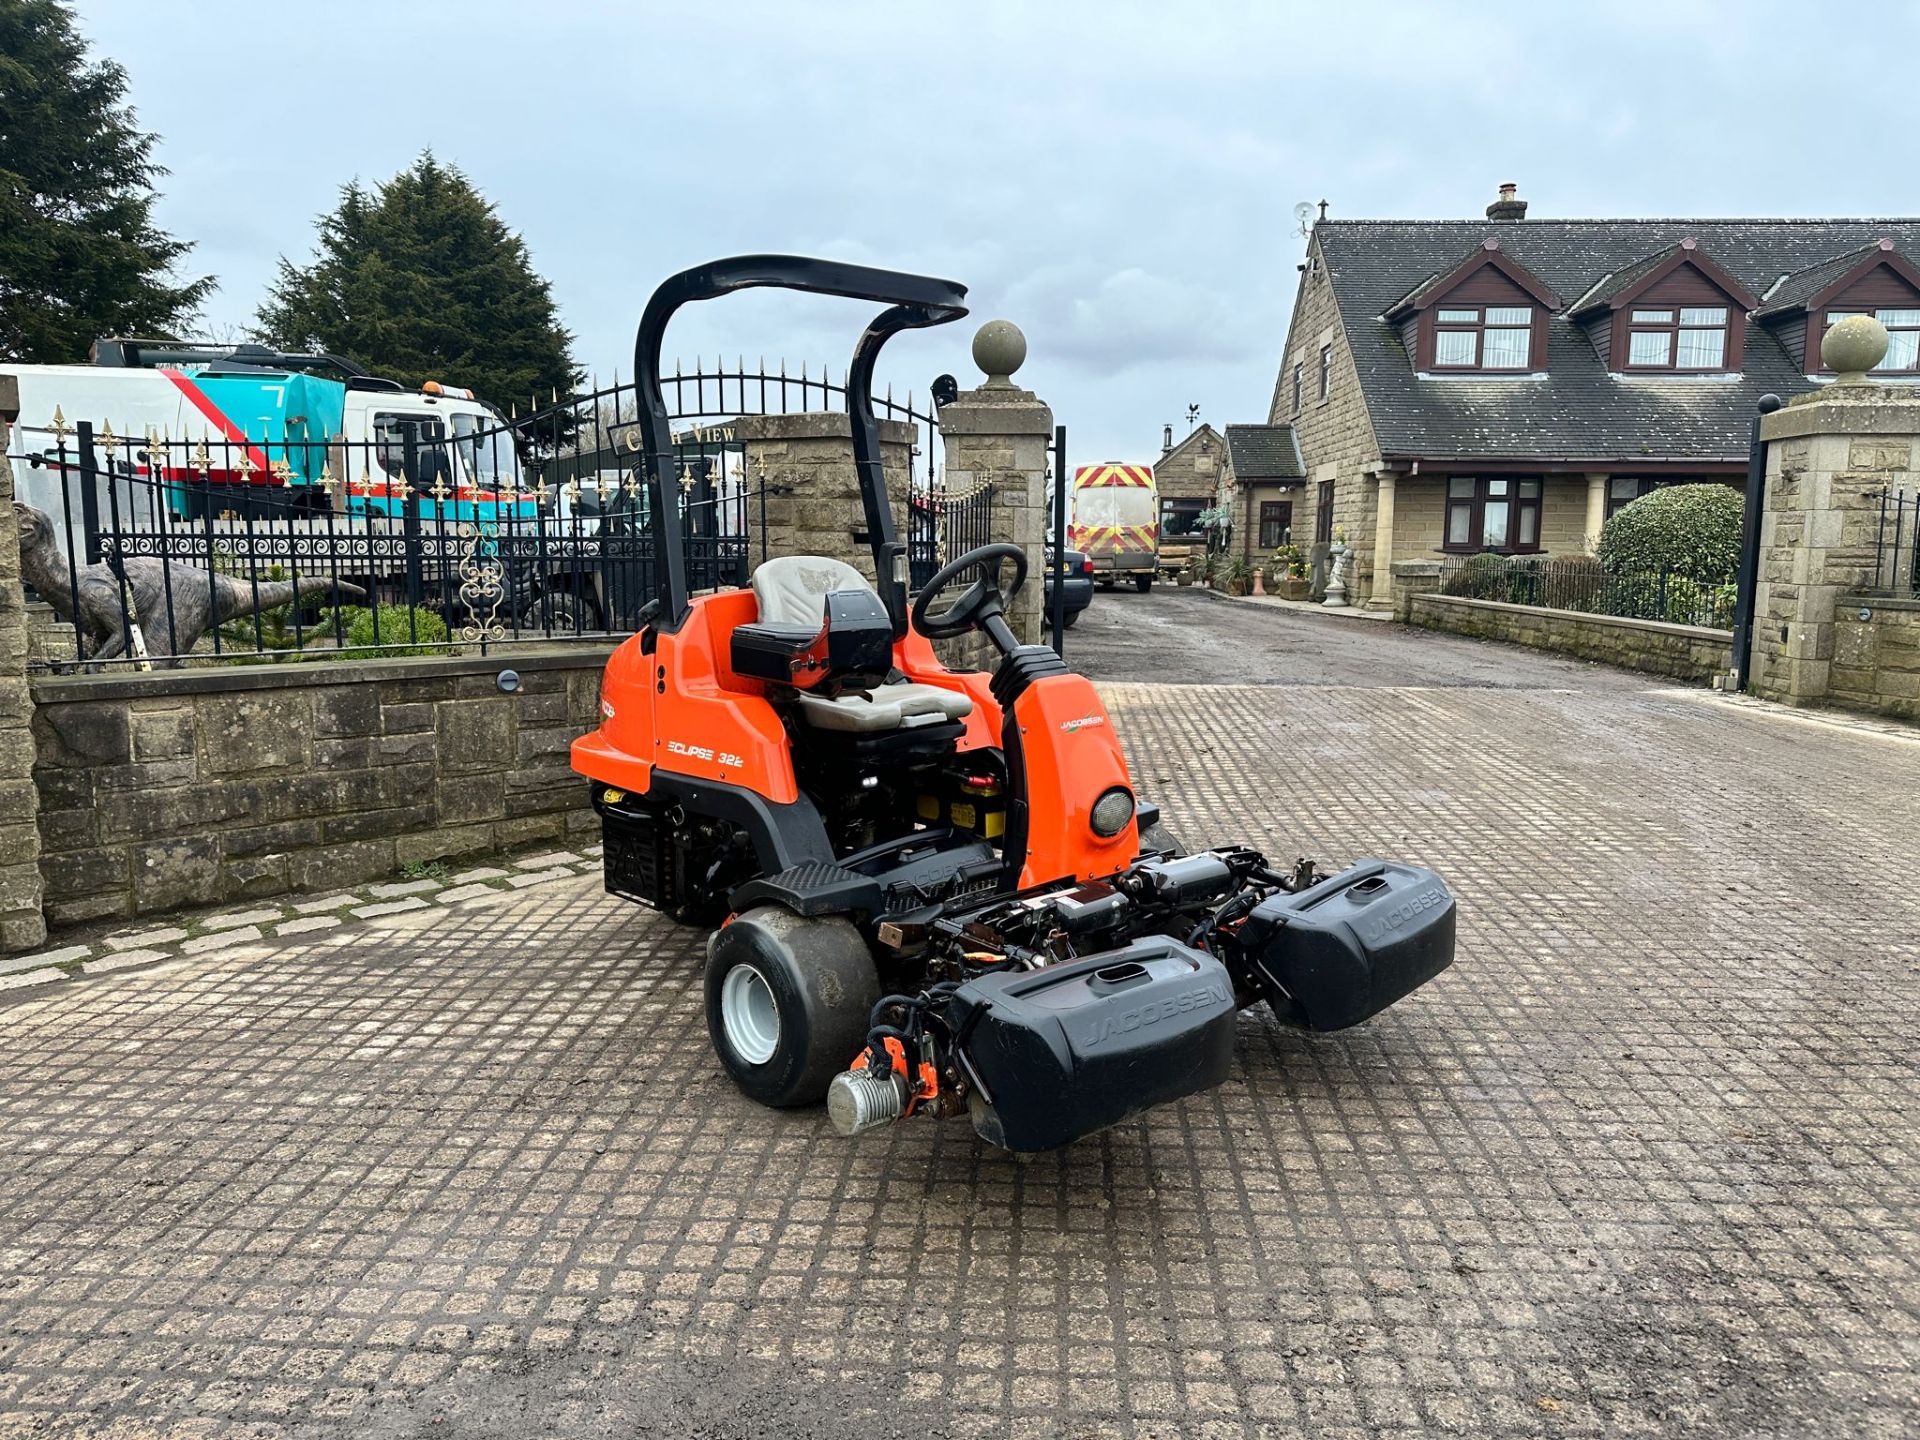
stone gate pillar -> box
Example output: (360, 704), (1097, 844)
(1749, 317), (1920, 706)
(732, 413), (919, 585)
(936, 321), (1053, 648)
(0, 375), (48, 952)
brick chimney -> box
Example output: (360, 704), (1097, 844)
(1486, 182), (1528, 221)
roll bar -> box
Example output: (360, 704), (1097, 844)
(631, 256), (969, 634)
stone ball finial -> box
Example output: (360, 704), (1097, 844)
(971, 319), (1027, 387)
(1822, 313), (1889, 384)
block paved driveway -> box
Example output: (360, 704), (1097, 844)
(3, 593), (1918, 1439)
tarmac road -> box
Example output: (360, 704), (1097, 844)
(1065, 582), (1624, 689)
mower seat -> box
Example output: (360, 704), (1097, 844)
(742, 555), (973, 735)
(796, 683), (972, 733)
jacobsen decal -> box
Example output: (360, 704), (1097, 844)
(1079, 984), (1228, 1048)
(1359, 886), (1450, 946)
(1059, 714), (1106, 733)
(666, 739), (742, 768)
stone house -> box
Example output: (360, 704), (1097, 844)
(1150, 423), (1226, 572)
(1264, 184), (1920, 606)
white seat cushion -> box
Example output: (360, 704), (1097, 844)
(750, 555), (874, 627)
(795, 681), (973, 733)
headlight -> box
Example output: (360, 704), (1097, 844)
(1089, 787), (1135, 838)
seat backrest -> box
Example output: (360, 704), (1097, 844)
(750, 555), (875, 627)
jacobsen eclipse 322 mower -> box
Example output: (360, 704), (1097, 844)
(572, 257), (1455, 1152)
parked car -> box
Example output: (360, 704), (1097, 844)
(1045, 546), (1095, 629)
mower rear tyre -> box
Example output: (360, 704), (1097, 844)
(704, 907), (880, 1108)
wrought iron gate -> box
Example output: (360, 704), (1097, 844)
(20, 360), (941, 668)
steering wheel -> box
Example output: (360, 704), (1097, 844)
(911, 542), (1029, 640)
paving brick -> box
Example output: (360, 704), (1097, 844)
(448, 866), (510, 884)
(179, 925), (263, 954)
(514, 851), (581, 868)
(1, 944), (89, 973)
(437, 882), (504, 904)
(105, 926), (187, 951)
(366, 878), (442, 898)
(0, 966), (65, 991)
(274, 915), (343, 937)
(352, 897), (430, 919)
(291, 893), (358, 913)
(80, 949), (170, 974)
(505, 865), (574, 888)
(202, 907), (285, 930)
(2, 625), (1917, 1439)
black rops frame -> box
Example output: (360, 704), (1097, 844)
(631, 256), (969, 637)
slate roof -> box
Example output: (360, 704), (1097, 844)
(1224, 423), (1304, 480)
(1312, 218), (1920, 464)
(1566, 243), (1688, 317)
(1753, 242), (1885, 317)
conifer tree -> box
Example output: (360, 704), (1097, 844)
(0, 0), (213, 361)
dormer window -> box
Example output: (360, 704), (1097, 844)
(1823, 308), (1920, 372)
(1385, 238), (1560, 376)
(1434, 306), (1534, 370)
(1625, 306), (1729, 370)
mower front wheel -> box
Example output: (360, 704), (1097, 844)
(704, 907), (880, 1108)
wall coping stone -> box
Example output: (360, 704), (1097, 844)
(1761, 387), (1920, 441)
(1390, 559), (1443, 577)
(730, 412), (919, 444)
(31, 644), (616, 705)
(1415, 593), (1732, 642)
(936, 394), (1055, 436)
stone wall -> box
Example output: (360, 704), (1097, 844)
(0, 376), (47, 951)
(1409, 593), (1733, 683)
(1831, 595), (1920, 719)
(30, 649), (608, 928)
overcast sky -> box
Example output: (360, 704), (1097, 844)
(76, 0), (1920, 463)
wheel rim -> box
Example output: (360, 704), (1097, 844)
(720, 964), (781, 1065)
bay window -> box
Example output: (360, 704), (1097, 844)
(1625, 305), (1729, 370)
(1432, 305), (1535, 371)
(1445, 477), (1542, 552)
(1823, 308), (1920, 373)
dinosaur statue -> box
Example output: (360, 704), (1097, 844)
(12, 503), (366, 667)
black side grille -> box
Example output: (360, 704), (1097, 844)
(602, 806), (678, 910)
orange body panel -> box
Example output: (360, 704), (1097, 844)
(1008, 674), (1139, 887)
(571, 590), (799, 804)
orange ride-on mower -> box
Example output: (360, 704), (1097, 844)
(572, 256), (1456, 1152)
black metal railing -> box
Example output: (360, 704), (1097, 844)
(908, 481), (996, 589)
(1437, 554), (1737, 629)
(1872, 488), (1919, 596)
(13, 365), (944, 670)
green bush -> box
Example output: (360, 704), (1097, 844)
(1596, 484), (1743, 582)
(334, 604), (452, 659)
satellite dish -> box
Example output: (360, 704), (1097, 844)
(1292, 201), (1315, 236)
